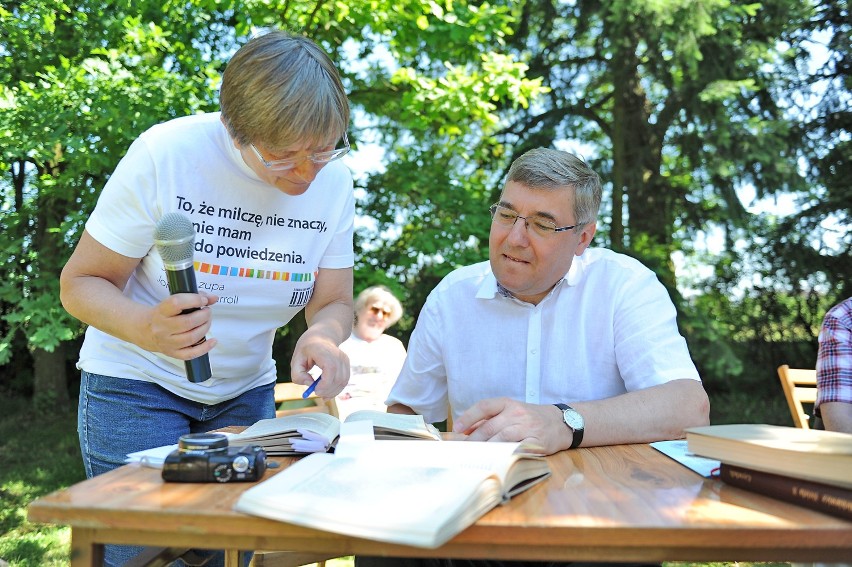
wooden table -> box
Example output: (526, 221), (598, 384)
(28, 443), (852, 566)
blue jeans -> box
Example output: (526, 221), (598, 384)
(78, 371), (276, 567)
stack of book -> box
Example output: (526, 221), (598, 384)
(685, 424), (852, 520)
(228, 410), (442, 455)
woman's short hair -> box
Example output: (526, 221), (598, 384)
(220, 29), (350, 151)
(354, 286), (404, 327)
(505, 148), (602, 228)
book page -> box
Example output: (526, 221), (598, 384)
(234, 452), (501, 548)
(344, 411), (441, 440)
(230, 413), (340, 445)
(334, 439), (533, 486)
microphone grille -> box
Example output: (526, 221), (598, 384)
(154, 212), (195, 264)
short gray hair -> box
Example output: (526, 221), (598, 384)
(220, 30), (350, 151)
(505, 148), (602, 227)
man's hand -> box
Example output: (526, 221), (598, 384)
(452, 397), (567, 455)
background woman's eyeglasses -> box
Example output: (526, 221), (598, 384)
(251, 133), (350, 171)
(369, 305), (392, 318)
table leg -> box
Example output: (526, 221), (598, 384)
(69, 527), (103, 567)
(225, 548), (242, 567)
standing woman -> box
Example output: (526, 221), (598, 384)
(60, 29), (354, 566)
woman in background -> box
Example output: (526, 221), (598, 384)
(337, 286), (407, 419)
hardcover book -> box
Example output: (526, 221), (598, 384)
(719, 462), (852, 521)
(685, 423), (852, 489)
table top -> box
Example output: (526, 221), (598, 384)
(28, 441), (852, 562)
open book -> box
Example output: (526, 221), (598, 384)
(228, 410), (442, 455)
(233, 438), (551, 548)
(686, 423), (852, 489)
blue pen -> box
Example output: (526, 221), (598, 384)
(302, 375), (321, 399)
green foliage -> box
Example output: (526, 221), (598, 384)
(1, 0), (849, 409)
(0, 2), (226, 375)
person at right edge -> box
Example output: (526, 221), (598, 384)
(364, 147), (710, 567)
(815, 296), (852, 433)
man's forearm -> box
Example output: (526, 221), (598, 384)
(572, 379), (710, 447)
(821, 402), (852, 434)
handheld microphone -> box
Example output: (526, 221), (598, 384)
(154, 212), (212, 383)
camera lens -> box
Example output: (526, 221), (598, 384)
(178, 433), (228, 454)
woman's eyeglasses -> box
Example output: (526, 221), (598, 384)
(369, 305), (392, 318)
(250, 133), (350, 171)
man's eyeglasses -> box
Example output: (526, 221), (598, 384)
(250, 133), (350, 171)
(369, 305), (392, 318)
(489, 203), (578, 237)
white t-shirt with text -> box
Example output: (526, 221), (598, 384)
(78, 113), (355, 404)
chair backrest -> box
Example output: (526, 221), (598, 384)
(777, 364), (818, 429)
(273, 382), (339, 418)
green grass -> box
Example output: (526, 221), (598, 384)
(0, 396), (85, 567)
(0, 392), (794, 567)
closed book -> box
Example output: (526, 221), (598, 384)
(686, 423), (852, 489)
(719, 463), (852, 521)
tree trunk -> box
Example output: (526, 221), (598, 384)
(32, 342), (70, 412)
(609, 18), (676, 289)
(30, 143), (74, 408)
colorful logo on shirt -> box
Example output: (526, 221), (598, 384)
(195, 261), (317, 282)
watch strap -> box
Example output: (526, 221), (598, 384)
(554, 403), (584, 449)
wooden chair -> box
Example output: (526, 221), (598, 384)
(273, 381), (338, 418)
(249, 383), (339, 567)
(777, 364), (818, 429)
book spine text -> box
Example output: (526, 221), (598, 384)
(719, 463), (852, 521)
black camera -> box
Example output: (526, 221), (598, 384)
(162, 432), (267, 483)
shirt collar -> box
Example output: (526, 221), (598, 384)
(476, 269), (569, 304)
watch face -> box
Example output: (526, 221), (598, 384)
(563, 408), (584, 430)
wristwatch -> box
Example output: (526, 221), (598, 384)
(554, 403), (584, 449)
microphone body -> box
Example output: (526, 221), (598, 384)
(154, 213), (212, 383)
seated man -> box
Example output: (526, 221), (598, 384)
(815, 296), (852, 433)
(362, 147), (709, 567)
(386, 147), (709, 455)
